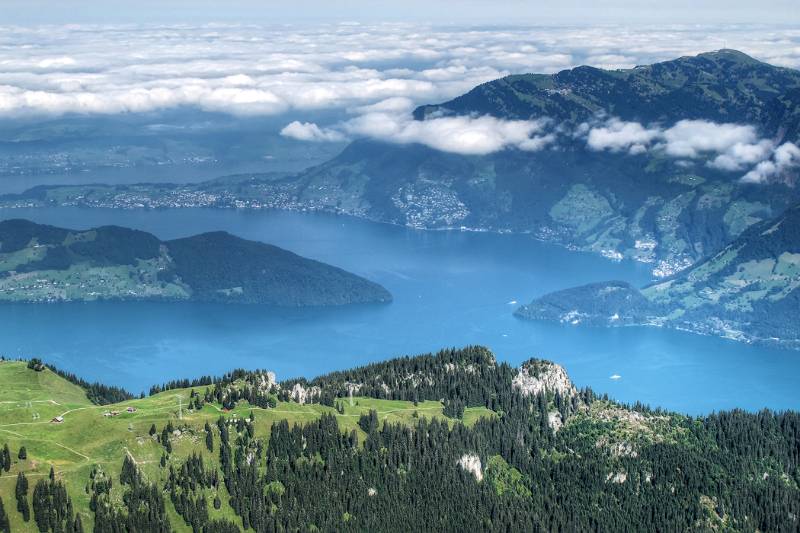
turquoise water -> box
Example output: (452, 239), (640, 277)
(1, 207), (798, 415)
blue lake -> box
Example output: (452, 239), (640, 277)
(0, 206), (798, 415)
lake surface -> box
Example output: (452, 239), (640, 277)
(1, 206), (798, 415)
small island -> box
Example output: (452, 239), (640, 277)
(0, 219), (392, 306)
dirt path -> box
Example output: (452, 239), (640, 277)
(0, 400), (60, 405)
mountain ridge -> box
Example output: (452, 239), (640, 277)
(414, 49), (800, 139)
(0, 219), (392, 306)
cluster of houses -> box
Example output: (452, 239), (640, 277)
(52, 406), (137, 424)
(103, 406), (137, 418)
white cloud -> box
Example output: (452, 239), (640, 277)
(741, 142), (800, 183)
(343, 113), (553, 155)
(285, 113), (553, 155)
(1, 22), (799, 173)
(585, 119), (767, 159)
(586, 119), (660, 154)
(661, 120), (758, 158)
(351, 97), (416, 114)
(584, 117), (797, 182)
(775, 141), (800, 167)
(280, 121), (346, 142)
(709, 140), (773, 171)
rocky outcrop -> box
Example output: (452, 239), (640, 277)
(596, 435), (638, 458)
(512, 359), (577, 398)
(458, 453), (483, 481)
(606, 471), (628, 484)
(289, 382), (322, 404)
(547, 411), (564, 432)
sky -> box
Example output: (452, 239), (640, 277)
(1, 0), (799, 25)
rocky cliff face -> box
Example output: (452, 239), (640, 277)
(289, 382), (322, 405)
(512, 359), (577, 398)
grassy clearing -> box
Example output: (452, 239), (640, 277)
(0, 257), (189, 303)
(0, 361), (495, 532)
(549, 184), (615, 235)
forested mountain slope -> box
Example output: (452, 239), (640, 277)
(0, 347), (798, 532)
(0, 219), (391, 305)
(516, 202), (800, 348)
(415, 49), (800, 127)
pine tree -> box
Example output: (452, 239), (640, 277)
(16, 472), (30, 522)
(120, 455), (138, 485)
(18, 446), (27, 460)
(0, 496), (9, 533)
(1, 444), (10, 472)
(205, 425), (214, 452)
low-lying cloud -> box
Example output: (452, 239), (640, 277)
(281, 111), (553, 155)
(347, 113), (554, 155)
(282, 108), (796, 178)
(741, 142), (800, 183)
(2, 22), (800, 179)
(584, 118), (795, 182)
(280, 121), (346, 142)
(586, 119), (660, 154)
(1, 23), (800, 119)
(661, 120), (760, 159)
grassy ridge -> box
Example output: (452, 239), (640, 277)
(0, 361), (493, 532)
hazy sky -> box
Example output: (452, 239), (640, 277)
(2, 0), (799, 25)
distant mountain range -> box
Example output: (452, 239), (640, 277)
(516, 202), (800, 348)
(415, 49), (800, 134)
(0, 219), (391, 305)
(5, 50), (799, 280)
(2, 50), (800, 345)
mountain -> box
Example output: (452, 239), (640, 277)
(1, 347), (798, 532)
(283, 50), (800, 276)
(3, 50), (800, 278)
(0, 219), (391, 305)
(516, 202), (800, 348)
(414, 49), (800, 128)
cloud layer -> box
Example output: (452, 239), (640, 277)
(2, 23), (799, 181)
(286, 113), (797, 182)
(1, 23), (800, 119)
